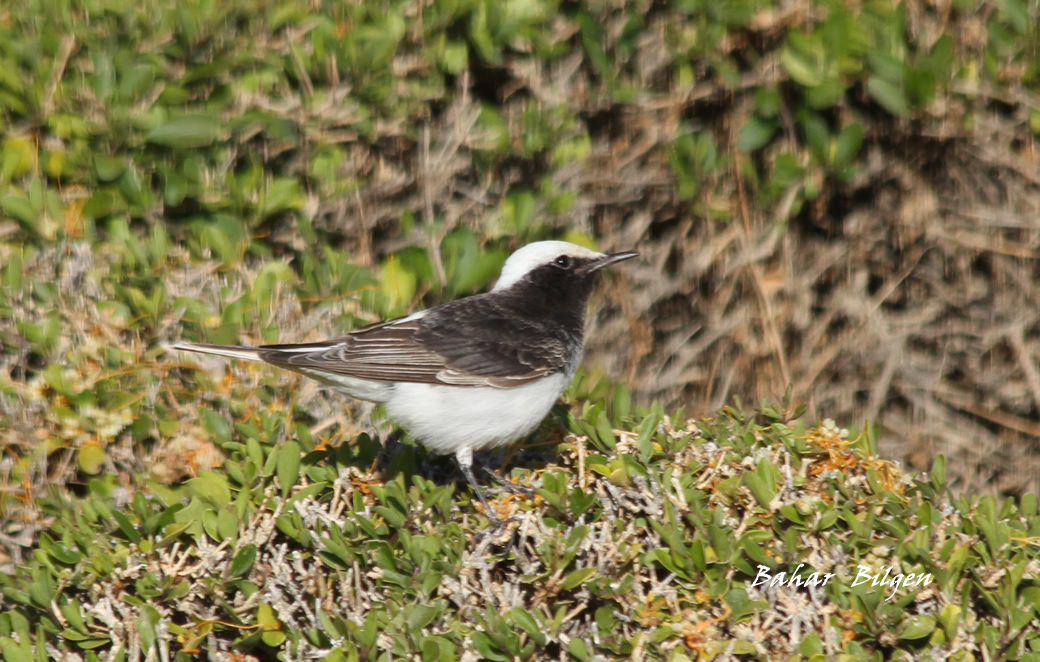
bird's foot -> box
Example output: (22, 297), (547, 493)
(474, 511), (522, 543)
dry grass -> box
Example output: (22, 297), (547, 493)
(604, 119), (1040, 498)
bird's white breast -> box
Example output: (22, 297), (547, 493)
(383, 373), (571, 456)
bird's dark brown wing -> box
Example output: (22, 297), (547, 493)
(256, 294), (573, 388)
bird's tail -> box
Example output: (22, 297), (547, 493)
(167, 342), (265, 362)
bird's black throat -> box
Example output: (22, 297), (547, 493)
(413, 259), (602, 379)
(502, 258), (599, 332)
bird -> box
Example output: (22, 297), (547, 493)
(170, 240), (637, 524)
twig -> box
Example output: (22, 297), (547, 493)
(1006, 323), (1040, 415)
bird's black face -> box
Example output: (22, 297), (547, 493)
(535, 254), (599, 290)
(520, 251), (636, 312)
(486, 245), (637, 339)
(511, 255), (591, 311)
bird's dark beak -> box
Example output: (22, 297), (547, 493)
(579, 250), (639, 274)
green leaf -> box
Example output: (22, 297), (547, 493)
(561, 567), (597, 591)
(568, 486), (597, 518)
(867, 77), (909, 117)
(77, 445), (107, 475)
(781, 45), (822, 86)
(931, 455), (946, 491)
(112, 510), (142, 543)
(578, 12), (611, 80)
(509, 607), (547, 646)
(900, 614), (936, 640)
(568, 636), (590, 661)
(47, 540), (82, 565)
(738, 117), (776, 152)
(593, 410), (616, 450)
(277, 441), (302, 498)
(441, 40), (468, 75)
(405, 604), (438, 631)
(217, 508), (239, 542)
(184, 471), (231, 508)
(0, 193), (37, 225)
(742, 470), (776, 509)
(998, 0), (1029, 33)
(147, 114), (224, 148)
(230, 544), (257, 578)
(833, 123), (864, 169)
(378, 255), (417, 316)
(471, 631), (508, 661)
(258, 602), (286, 646)
(94, 154), (127, 182)
(0, 636), (32, 662)
(421, 635), (457, 661)
(1, 136), (34, 182)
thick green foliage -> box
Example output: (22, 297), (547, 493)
(5, 401), (1040, 659)
(1, 0), (1035, 245)
(2, 0), (1040, 658)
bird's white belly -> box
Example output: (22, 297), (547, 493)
(384, 373), (570, 455)
(293, 367), (396, 402)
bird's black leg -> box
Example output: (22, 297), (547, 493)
(457, 460), (502, 523)
(455, 448), (518, 529)
(484, 466), (536, 497)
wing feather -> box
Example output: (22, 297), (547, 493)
(254, 296), (572, 388)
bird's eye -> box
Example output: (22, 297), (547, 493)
(554, 255), (572, 269)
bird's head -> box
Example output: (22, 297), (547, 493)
(492, 241), (638, 293)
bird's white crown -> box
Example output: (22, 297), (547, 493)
(492, 241), (604, 292)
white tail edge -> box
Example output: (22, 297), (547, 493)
(166, 342), (265, 362)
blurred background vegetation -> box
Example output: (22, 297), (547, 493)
(2, 0), (1040, 657)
